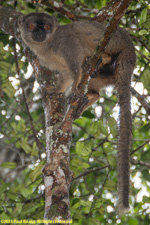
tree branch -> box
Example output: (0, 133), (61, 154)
(131, 87), (150, 114)
(74, 165), (110, 180)
(71, 0), (133, 115)
(131, 157), (150, 169)
(131, 139), (150, 155)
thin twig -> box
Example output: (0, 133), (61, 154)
(135, 48), (150, 62)
(131, 139), (150, 155)
(131, 87), (150, 114)
(32, 0), (90, 20)
(130, 157), (150, 169)
(74, 165), (110, 180)
(13, 38), (42, 160)
(0, 112), (15, 129)
(87, 169), (110, 218)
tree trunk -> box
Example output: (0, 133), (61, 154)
(37, 67), (73, 223)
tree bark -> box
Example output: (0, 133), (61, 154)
(37, 67), (73, 223)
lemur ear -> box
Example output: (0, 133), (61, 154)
(51, 16), (58, 26)
(18, 15), (25, 26)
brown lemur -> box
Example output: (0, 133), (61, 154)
(18, 13), (136, 215)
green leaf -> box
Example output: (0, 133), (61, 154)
(20, 188), (31, 198)
(71, 158), (89, 174)
(0, 34), (9, 45)
(0, 61), (11, 72)
(139, 29), (148, 35)
(72, 200), (91, 213)
(82, 110), (95, 119)
(128, 218), (138, 225)
(0, 212), (10, 220)
(2, 80), (15, 97)
(143, 196), (150, 203)
(139, 8), (147, 26)
(19, 140), (32, 154)
(16, 119), (26, 131)
(71, 158), (82, 167)
(72, 201), (82, 210)
(108, 117), (117, 137)
(107, 155), (116, 167)
(79, 161), (89, 169)
(82, 142), (92, 157)
(96, 0), (102, 9)
(15, 202), (22, 214)
(29, 161), (44, 182)
(76, 141), (91, 157)
(104, 180), (116, 191)
(18, 60), (25, 69)
(141, 150), (150, 163)
(82, 200), (92, 214)
(7, 192), (18, 201)
(10, 122), (17, 130)
(142, 170), (150, 181)
(0, 183), (8, 194)
(143, 19), (150, 29)
(1, 162), (16, 169)
(0, 41), (6, 55)
(11, 184), (25, 192)
(140, 122), (150, 133)
(5, 140), (11, 144)
(92, 150), (103, 158)
(94, 199), (103, 209)
(98, 120), (108, 136)
(76, 141), (84, 155)
(141, 68), (150, 92)
(31, 142), (38, 156)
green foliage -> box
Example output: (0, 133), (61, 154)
(1, 162), (16, 169)
(141, 68), (150, 91)
(139, 8), (147, 26)
(29, 161), (45, 182)
(0, 0), (150, 224)
(108, 117), (117, 137)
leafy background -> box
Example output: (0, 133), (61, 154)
(0, 0), (150, 224)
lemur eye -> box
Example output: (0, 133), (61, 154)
(44, 25), (51, 30)
(29, 24), (35, 30)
